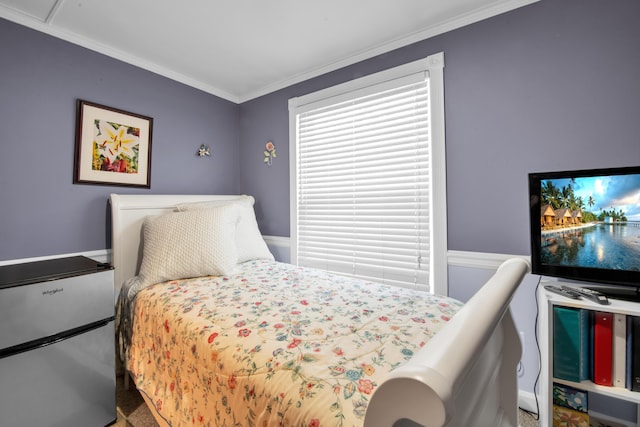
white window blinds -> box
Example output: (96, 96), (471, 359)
(289, 53), (446, 294)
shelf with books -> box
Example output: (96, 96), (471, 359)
(538, 281), (640, 427)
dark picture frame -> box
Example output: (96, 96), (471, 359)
(74, 99), (153, 188)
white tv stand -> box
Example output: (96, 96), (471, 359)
(538, 279), (640, 426)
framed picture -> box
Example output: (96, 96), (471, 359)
(74, 99), (153, 188)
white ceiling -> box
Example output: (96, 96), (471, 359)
(1, 0), (538, 103)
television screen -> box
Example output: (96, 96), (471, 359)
(529, 166), (640, 289)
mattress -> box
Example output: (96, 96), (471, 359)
(118, 259), (462, 427)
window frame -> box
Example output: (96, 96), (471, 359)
(288, 52), (447, 295)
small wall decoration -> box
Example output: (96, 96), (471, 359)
(264, 141), (276, 166)
(197, 144), (211, 157)
(74, 99), (153, 188)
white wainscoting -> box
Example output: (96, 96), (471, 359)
(263, 235), (291, 263)
(447, 250), (531, 270)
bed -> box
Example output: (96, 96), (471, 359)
(110, 193), (530, 427)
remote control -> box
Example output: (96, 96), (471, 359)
(567, 286), (610, 305)
(544, 285), (583, 299)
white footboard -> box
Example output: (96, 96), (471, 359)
(364, 258), (530, 427)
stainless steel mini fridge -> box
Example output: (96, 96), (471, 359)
(0, 256), (115, 427)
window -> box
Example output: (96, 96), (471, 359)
(289, 52), (447, 294)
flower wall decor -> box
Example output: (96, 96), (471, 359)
(74, 99), (153, 188)
(264, 141), (276, 166)
(197, 144), (211, 157)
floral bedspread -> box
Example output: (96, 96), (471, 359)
(124, 260), (462, 427)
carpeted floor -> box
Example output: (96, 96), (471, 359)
(114, 374), (159, 427)
(114, 373), (540, 427)
(519, 409), (540, 427)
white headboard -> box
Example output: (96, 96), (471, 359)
(109, 194), (242, 301)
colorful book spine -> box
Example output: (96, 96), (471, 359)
(632, 316), (640, 392)
(593, 311), (613, 386)
(626, 315), (633, 390)
(552, 383), (589, 427)
(552, 383), (588, 412)
(613, 313), (626, 388)
(553, 306), (590, 382)
(552, 405), (589, 427)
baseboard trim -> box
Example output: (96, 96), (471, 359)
(263, 235), (290, 248)
(518, 390), (539, 416)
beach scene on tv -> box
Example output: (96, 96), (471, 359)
(540, 173), (640, 270)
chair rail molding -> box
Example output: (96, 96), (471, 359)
(447, 250), (531, 270)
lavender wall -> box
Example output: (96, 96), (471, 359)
(3, 0), (640, 260)
(239, 0), (640, 256)
(0, 19), (240, 261)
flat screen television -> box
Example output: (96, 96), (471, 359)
(529, 166), (640, 301)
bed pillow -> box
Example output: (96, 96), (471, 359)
(176, 195), (274, 263)
(136, 205), (240, 287)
